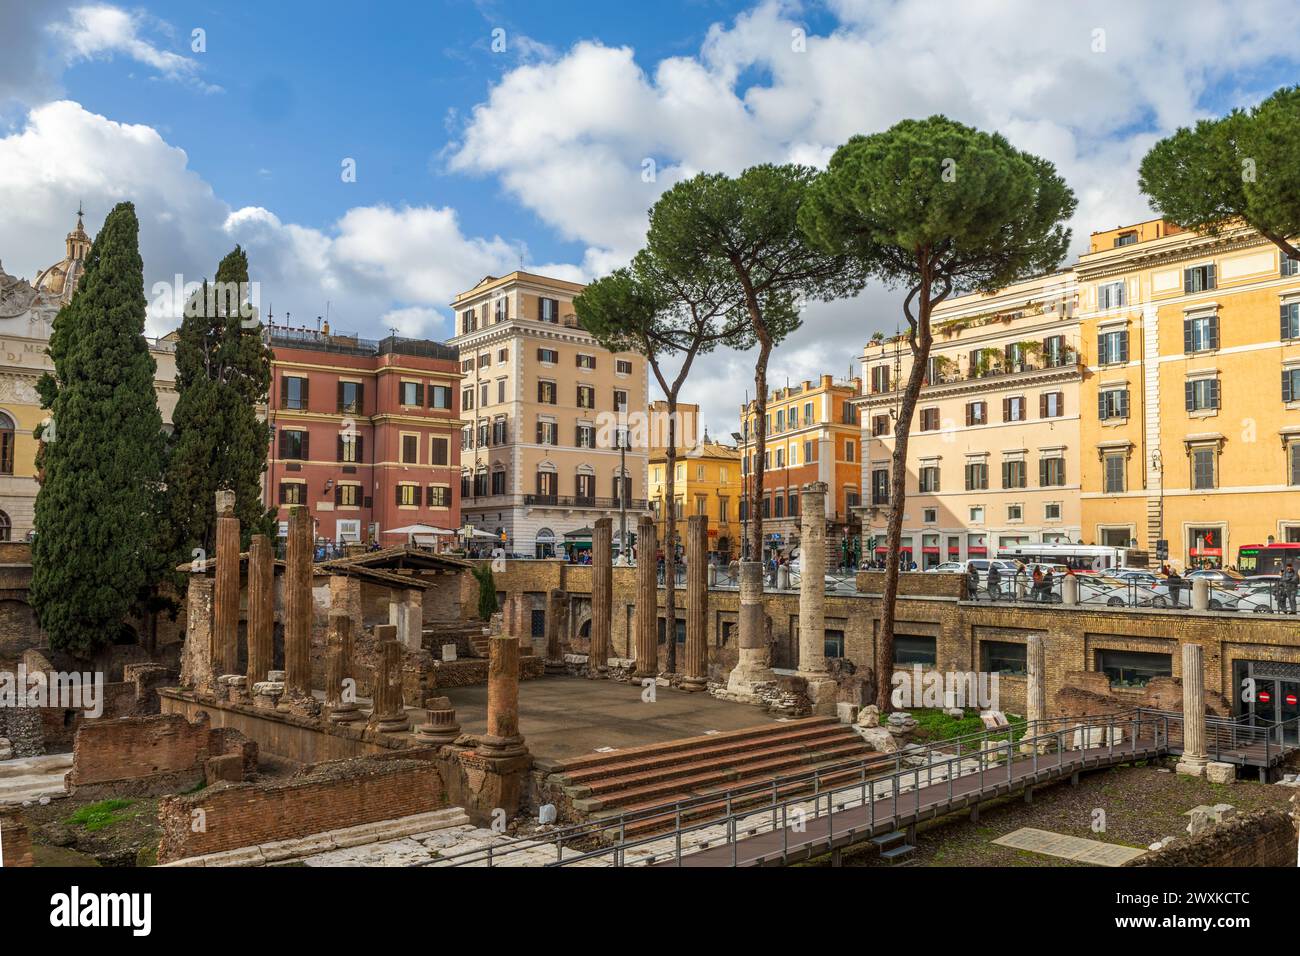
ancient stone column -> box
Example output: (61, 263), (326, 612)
(796, 482), (836, 714)
(633, 514), (658, 679)
(282, 506), (313, 699)
(325, 610), (361, 723)
(543, 588), (567, 673)
(589, 516), (613, 676)
(479, 635), (527, 757)
(1020, 634), (1047, 754)
(725, 560), (774, 697)
(416, 695), (462, 743)
(246, 534), (274, 689)
(683, 514), (708, 691)
(212, 491), (241, 677)
(389, 587), (423, 651)
(180, 576), (215, 692)
(1176, 642), (1208, 776)
(369, 625), (410, 733)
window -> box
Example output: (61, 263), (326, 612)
(400, 381), (424, 406)
(493, 419), (507, 445)
(1285, 368), (1300, 403)
(539, 297), (559, 323)
(335, 483), (360, 508)
(480, 382), (489, 407)
(430, 437), (449, 466)
(1184, 263), (1217, 293)
(575, 473), (595, 502)
(462, 389), (474, 412)
(1097, 329), (1128, 365)
(337, 381), (363, 414)
(1114, 232), (1138, 248)
(401, 434), (419, 464)
(536, 420), (558, 445)
(477, 421), (489, 447)
(491, 470), (506, 495)
(1097, 281), (1125, 310)
(279, 482), (305, 504)
(1039, 456), (1065, 487)
(576, 353), (596, 370)
(774, 448), (784, 468)
(824, 630), (845, 660)
(538, 381), (557, 404)
(495, 298), (509, 322)
(1043, 335), (1069, 368)
(397, 483), (420, 507)
(775, 410), (785, 433)
(965, 401), (987, 426)
(473, 471), (488, 497)
(1191, 446), (1217, 490)
(1103, 453), (1126, 493)
(478, 353), (490, 369)
(923, 508), (937, 523)
(613, 389), (628, 411)
(1040, 392), (1064, 418)
(920, 407), (940, 431)
(429, 384), (452, 409)
(461, 308), (477, 334)
(894, 635), (936, 666)
(616, 359), (632, 375)
(844, 440), (856, 462)
(337, 433), (363, 463)
(1003, 395), (1026, 422)
(577, 385), (595, 409)
(804, 440), (816, 462)
(1007, 503), (1022, 521)
(537, 348), (558, 364)
(1045, 502), (1062, 520)
(1098, 388), (1129, 420)
(871, 468), (890, 505)
(969, 506), (984, 523)
(981, 641), (1027, 676)
(497, 379), (506, 404)
(788, 406), (799, 428)
(1001, 459), (1026, 489)
(498, 348), (510, 363)
(1184, 378), (1220, 413)
(964, 461), (987, 490)
(0, 510), (10, 542)
(536, 470), (557, 498)
(1097, 649), (1171, 689)
(279, 429), (308, 460)
(1284, 255), (1300, 278)
(281, 375), (308, 410)
(461, 427), (472, 451)
(870, 365), (891, 393)
(0, 413), (12, 475)
(872, 414), (890, 436)
(1184, 312), (1218, 353)
(1004, 342), (1027, 370)
(773, 494), (784, 518)
(919, 466), (940, 493)
(1282, 302), (1300, 339)
(1290, 443), (1300, 486)
(576, 424), (596, 448)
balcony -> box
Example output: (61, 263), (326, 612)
(524, 494), (650, 511)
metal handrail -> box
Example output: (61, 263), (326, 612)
(550, 711), (1164, 867)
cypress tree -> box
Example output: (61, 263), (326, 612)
(32, 202), (168, 656)
(166, 245), (274, 562)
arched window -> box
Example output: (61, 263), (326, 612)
(0, 511), (10, 542)
(0, 412), (13, 476)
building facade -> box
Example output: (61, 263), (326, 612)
(0, 211), (177, 541)
(739, 375), (862, 564)
(855, 273), (1081, 568)
(265, 326), (462, 546)
(1077, 219), (1300, 568)
(449, 272), (650, 559)
(648, 436), (742, 561)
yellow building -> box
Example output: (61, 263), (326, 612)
(0, 211), (177, 540)
(648, 435), (741, 560)
(856, 272), (1082, 567)
(1076, 218), (1300, 568)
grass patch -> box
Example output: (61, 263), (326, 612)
(908, 708), (1028, 747)
(66, 799), (136, 832)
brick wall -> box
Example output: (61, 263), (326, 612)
(156, 757), (444, 863)
(69, 713), (254, 797)
(0, 808), (33, 867)
(1127, 809), (1297, 867)
(475, 559), (1300, 717)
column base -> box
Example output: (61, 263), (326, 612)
(725, 650), (777, 699)
(544, 658), (567, 675)
(370, 714), (412, 734)
(477, 734), (528, 759)
(328, 705), (364, 725)
(1175, 755), (1208, 777)
(681, 675), (707, 692)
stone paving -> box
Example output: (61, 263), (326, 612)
(0, 753), (73, 805)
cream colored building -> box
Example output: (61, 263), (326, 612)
(0, 211), (177, 540)
(855, 272), (1081, 567)
(450, 272), (650, 558)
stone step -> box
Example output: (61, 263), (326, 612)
(573, 730), (870, 797)
(553, 716), (842, 778)
(556, 719), (854, 788)
(575, 736), (872, 814)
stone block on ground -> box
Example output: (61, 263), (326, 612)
(1206, 763), (1235, 785)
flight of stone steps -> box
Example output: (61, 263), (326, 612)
(545, 717), (892, 838)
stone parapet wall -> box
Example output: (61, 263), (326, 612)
(1127, 809), (1297, 867)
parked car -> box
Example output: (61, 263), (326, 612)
(926, 561), (967, 574)
(1184, 568), (1246, 589)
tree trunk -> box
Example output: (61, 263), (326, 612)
(748, 333), (772, 563)
(663, 402), (678, 674)
(875, 288), (935, 713)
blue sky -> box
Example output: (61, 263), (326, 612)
(2, 0), (1299, 435)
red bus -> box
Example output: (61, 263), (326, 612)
(1237, 542), (1300, 576)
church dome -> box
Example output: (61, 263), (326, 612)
(32, 207), (91, 305)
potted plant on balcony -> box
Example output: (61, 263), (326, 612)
(932, 354), (956, 382)
(977, 347), (1002, 377)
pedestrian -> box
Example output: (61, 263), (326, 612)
(1040, 568), (1055, 603)
(1167, 568), (1183, 608)
(1031, 566), (1044, 602)
(987, 561), (1002, 602)
(966, 562), (980, 599)
(1015, 562), (1028, 601)
(1282, 561), (1298, 614)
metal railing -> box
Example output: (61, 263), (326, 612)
(552, 710), (1164, 867)
(1137, 706), (1300, 767)
(962, 571), (1300, 616)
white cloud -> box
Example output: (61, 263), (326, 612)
(48, 4), (220, 93)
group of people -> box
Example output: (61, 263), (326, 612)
(967, 561), (1060, 603)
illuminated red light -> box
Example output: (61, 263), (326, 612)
(1287, 694), (1298, 706)
(1259, 691), (1271, 703)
